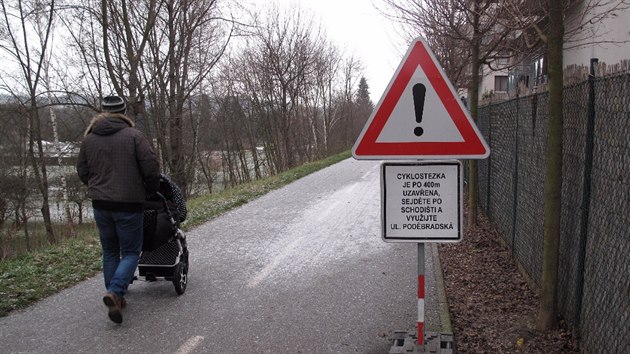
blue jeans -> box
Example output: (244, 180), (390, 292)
(93, 209), (143, 299)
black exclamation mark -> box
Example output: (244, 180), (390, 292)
(413, 83), (426, 137)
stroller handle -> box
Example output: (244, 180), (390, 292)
(144, 192), (177, 228)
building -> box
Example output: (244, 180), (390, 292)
(482, 3), (630, 101)
(564, 3), (630, 69)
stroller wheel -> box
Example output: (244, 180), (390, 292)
(173, 261), (188, 295)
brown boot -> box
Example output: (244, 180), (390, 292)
(103, 292), (123, 324)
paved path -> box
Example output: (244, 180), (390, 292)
(0, 159), (448, 353)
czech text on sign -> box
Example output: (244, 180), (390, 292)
(381, 161), (463, 242)
(352, 37), (489, 160)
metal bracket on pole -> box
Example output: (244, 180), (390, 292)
(389, 331), (454, 353)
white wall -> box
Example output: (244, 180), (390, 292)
(480, 65), (509, 96)
(564, 5), (630, 67)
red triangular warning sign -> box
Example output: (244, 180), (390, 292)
(352, 37), (490, 160)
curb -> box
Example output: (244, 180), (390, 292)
(430, 243), (453, 335)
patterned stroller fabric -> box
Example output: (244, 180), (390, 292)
(158, 174), (187, 222)
(142, 174), (187, 251)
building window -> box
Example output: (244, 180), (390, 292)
(494, 75), (508, 92)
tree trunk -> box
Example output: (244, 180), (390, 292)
(537, 0), (565, 331)
(21, 203), (31, 252)
(467, 0), (481, 228)
(44, 49), (77, 237)
(27, 106), (56, 245)
(78, 202), (84, 225)
(49, 106), (76, 237)
(170, 108), (186, 195)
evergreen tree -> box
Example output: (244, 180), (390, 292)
(356, 77), (373, 110)
(353, 77), (374, 138)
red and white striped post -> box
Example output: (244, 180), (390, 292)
(417, 243), (425, 347)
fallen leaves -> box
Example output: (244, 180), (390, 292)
(439, 203), (579, 353)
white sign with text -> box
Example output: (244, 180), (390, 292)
(381, 161), (463, 242)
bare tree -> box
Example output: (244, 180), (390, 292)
(101, 0), (159, 127)
(337, 56), (365, 151)
(213, 4), (362, 180)
(237, 5), (327, 171)
(0, 0), (57, 244)
(312, 40), (341, 154)
(0, 102), (34, 254)
(64, 173), (89, 225)
(39, 14), (77, 237)
(377, 0), (473, 90)
(58, 0), (232, 197)
(60, 0), (162, 125)
(505, 0), (630, 54)
(0, 105), (24, 256)
(143, 0), (231, 196)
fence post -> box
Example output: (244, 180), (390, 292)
(511, 95), (520, 253)
(486, 104), (492, 217)
(575, 58), (598, 328)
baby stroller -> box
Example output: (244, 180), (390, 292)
(136, 174), (189, 295)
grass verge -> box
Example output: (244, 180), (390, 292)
(0, 150), (351, 317)
(0, 225), (102, 317)
(184, 150), (350, 229)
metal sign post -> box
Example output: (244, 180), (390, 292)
(417, 243), (425, 347)
(381, 161), (462, 349)
(354, 37), (490, 353)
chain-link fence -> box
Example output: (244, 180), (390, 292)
(476, 71), (630, 353)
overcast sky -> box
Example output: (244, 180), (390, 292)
(272, 0), (406, 104)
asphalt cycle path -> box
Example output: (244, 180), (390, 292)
(0, 158), (442, 353)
